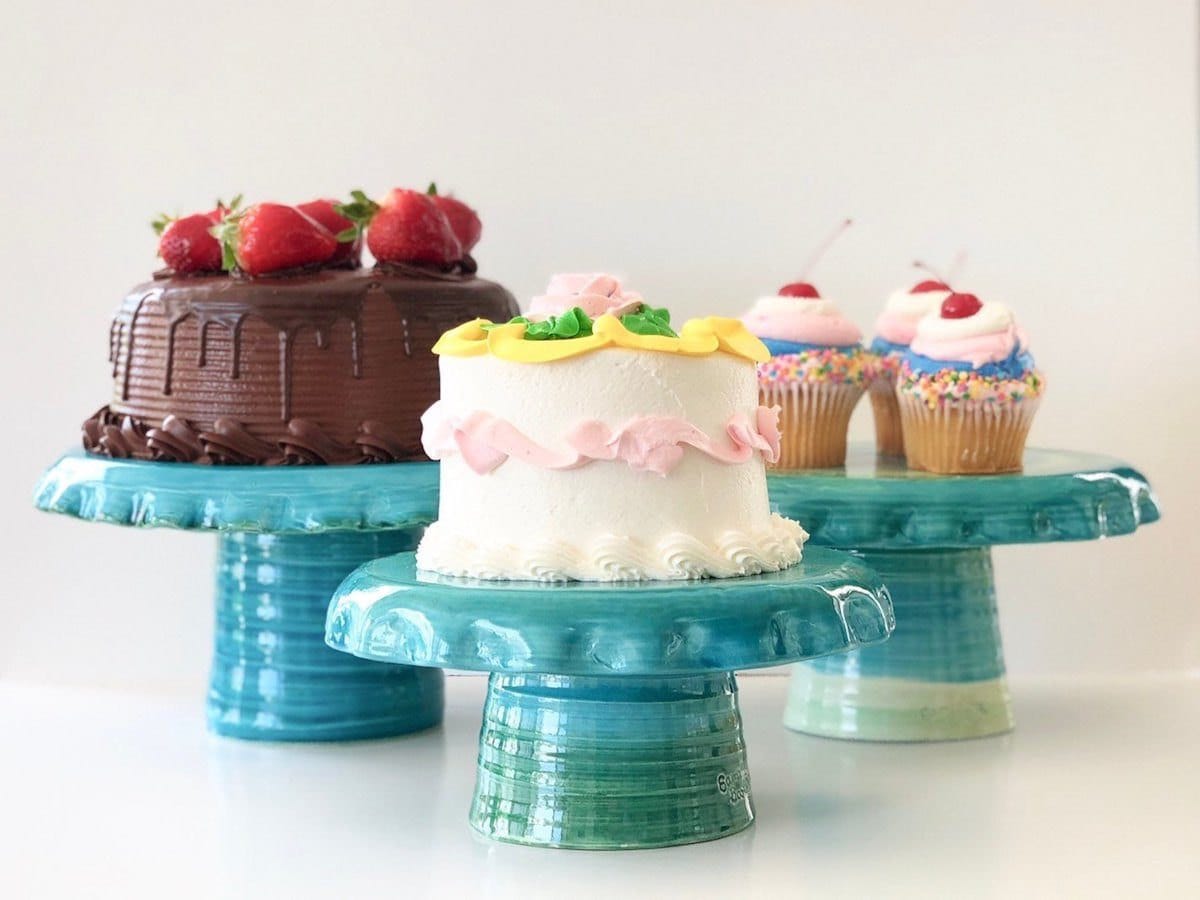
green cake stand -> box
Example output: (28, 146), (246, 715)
(769, 445), (1160, 742)
(34, 449), (443, 742)
(325, 547), (893, 849)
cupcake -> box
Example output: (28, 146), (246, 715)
(743, 281), (869, 469)
(896, 291), (1045, 474)
(868, 279), (952, 456)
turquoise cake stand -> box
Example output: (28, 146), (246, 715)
(769, 446), (1160, 742)
(34, 449), (443, 742)
(325, 547), (894, 850)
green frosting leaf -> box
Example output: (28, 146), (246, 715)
(479, 304), (676, 341)
(482, 307), (595, 340)
(620, 305), (677, 337)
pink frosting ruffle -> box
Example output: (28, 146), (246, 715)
(526, 273), (643, 320)
(421, 403), (782, 476)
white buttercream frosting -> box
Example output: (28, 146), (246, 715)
(417, 345), (807, 582)
(884, 285), (951, 318)
(913, 301), (1014, 341)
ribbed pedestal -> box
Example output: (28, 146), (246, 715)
(470, 673), (754, 849)
(208, 531), (444, 741)
(785, 548), (1012, 741)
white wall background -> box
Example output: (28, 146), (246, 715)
(2, 0), (1196, 690)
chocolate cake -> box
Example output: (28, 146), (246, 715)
(84, 266), (518, 464)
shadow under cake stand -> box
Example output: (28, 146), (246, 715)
(768, 446), (1160, 742)
(325, 547), (894, 850)
(34, 449), (443, 742)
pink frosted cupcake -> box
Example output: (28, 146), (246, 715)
(897, 291), (1045, 474)
(868, 279), (952, 456)
(742, 281), (868, 469)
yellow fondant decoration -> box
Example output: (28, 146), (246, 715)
(432, 314), (769, 364)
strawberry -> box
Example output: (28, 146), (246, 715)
(298, 198), (361, 266)
(368, 197), (461, 265)
(426, 182), (482, 254)
(337, 188), (461, 266)
(151, 194), (242, 274)
(213, 203), (338, 276)
(156, 214), (224, 274)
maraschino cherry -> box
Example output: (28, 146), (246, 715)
(779, 281), (821, 298)
(910, 258), (976, 317)
(940, 292), (982, 319)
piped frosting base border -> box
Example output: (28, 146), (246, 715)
(414, 514), (808, 582)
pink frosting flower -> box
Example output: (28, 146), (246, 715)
(526, 273), (644, 320)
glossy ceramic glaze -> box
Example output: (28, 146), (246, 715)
(472, 673), (752, 849)
(786, 548), (1012, 740)
(210, 531), (444, 741)
(771, 444), (1160, 741)
(768, 446), (1159, 549)
(33, 449), (438, 533)
(33, 449), (443, 741)
(325, 548), (894, 675)
(326, 547), (893, 849)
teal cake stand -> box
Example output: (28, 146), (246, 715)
(325, 547), (894, 849)
(34, 449), (443, 742)
(769, 446), (1160, 742)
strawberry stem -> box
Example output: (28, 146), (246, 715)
(151, 213), (174, 236)
(334, 189), (380, 243)
(426, 182), (438, 196)
(215, 193), (244, 218)
(210, 213), (244, 272)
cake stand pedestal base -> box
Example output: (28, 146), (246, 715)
(470, 672), (752, 850)
(208, 531), (444, 741)
(325, 547), (894, 848)
(35, 450), (445, 741)
(770, 447), (1159, 742)
(785, 548), (1011, 741)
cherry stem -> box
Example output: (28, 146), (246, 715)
(912, 259), (951, 288)
(799, 218), (853, 280)
(947, 249), (968, 283)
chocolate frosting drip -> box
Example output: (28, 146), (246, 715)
(92, 266), (519, 465)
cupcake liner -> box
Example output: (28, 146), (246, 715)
(761, 381), (863, 470)
(898, 392), (1040, 474)
(868, 375), (905, 457)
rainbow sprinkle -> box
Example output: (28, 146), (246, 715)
(758, 347), (871, 387)
(866, 350), (902, 382)
(897, 361), (1045, 410)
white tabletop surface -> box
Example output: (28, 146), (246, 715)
(1, 674), (1197, 899)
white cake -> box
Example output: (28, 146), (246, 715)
(415, 274), (807, 581)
